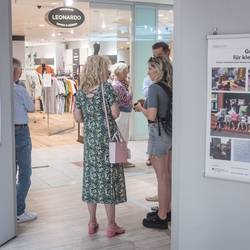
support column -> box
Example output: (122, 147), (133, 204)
(0, 0), (16, 246)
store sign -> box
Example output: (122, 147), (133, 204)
(47, 7), (84, 28)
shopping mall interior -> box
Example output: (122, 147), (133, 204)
(1, 0), (173, 249)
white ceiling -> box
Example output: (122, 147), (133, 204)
(12, 0), (173, 45)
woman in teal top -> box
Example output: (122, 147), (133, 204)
(74, 55), (127, 237)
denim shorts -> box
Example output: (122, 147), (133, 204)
(147, 123), (172, 156)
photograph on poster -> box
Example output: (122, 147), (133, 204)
(212, 67), (246, 91)
(210, 137), (231, 161)
(211, 92), (250, 138)
(233, 140), (250, 163)
(248, 69), (250, 92)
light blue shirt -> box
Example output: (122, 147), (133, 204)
(13, 82), (34, 124)
(142, 75), (153, 98)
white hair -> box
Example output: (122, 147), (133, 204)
(112, 62), (128, 76)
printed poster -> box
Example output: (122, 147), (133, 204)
(206, 34), (250, 183)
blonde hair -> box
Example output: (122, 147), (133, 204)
(148, 56), (173, 89)
(112, 62), (128, 76)
(80, 55), (111, 92)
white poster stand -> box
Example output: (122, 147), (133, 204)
(205, 34), (250, 183)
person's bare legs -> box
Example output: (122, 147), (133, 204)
(105, 204), (125, 237)
(87, 203), (98, 234)
(87, 202), (97, 224)
(166, 150), (172, 209)
(151, 153), (171, 219)
(104, 204), (116, 227)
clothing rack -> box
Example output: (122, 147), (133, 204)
(43, 76), (76, 136)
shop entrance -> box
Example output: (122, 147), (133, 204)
(1, 0), (173, 248)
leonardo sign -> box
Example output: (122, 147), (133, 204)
(47, 7), (84, 28)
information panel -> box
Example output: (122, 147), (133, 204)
(206, 34), (250, 183)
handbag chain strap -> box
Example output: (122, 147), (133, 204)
(101, 83), (126, 142)
(101, 83), (111, 140)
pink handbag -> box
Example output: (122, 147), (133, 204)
(101, 83), (128, 164)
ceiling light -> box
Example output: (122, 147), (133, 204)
(70, 29), (74, 34)
(39, 24), (45, 27)
(51, 2), (58, 5)
(64, 0), (73, 6)
(158, 35), (163, 40)
(158, 14), (164, 17)
(144, 25), (148, 29)
(52, 32), (56, 37)
(57, 32), (62, 36)
(101, 23), (106, 29)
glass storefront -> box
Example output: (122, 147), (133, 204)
(11, 0), (173, 140)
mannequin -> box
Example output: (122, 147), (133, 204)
(93, 42), (100, 55)
(36, 61), (54, 75)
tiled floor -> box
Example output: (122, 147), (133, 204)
(2, 141), (171, 250)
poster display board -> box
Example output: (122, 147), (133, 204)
(206, 34), (250, 183)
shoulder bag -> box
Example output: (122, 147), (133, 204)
(101, 83), (128, 164)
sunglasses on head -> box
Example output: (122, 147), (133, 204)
(148, 56), (162, 65)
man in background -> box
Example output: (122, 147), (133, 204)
(13, 57), (37, 223)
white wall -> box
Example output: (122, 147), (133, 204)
(172, 1), (250, 250)
(13, 40), (25, 80)
(0, 0), (16, 246)
(117, 48), (130, 64)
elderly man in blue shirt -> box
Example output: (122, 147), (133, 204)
(13, 57), (37, 223)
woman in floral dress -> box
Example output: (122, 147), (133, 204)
(73, 55), (127, 237)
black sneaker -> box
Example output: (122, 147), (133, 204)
(147, 210), (171, 222)
(142, 214), (168, 229)
(147, 210), (157, 218)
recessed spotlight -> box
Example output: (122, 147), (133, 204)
(39, 24), (45, 27)
(52, 32), (56, 37)
(101, 23), (106, 29)
(64, 0), (73, 6)
(144, 25), (148, 29)
(70, 29), (74, 34)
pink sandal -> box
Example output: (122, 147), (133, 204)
(88, 223), (99, 235)
(107, 224), (125, 238)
